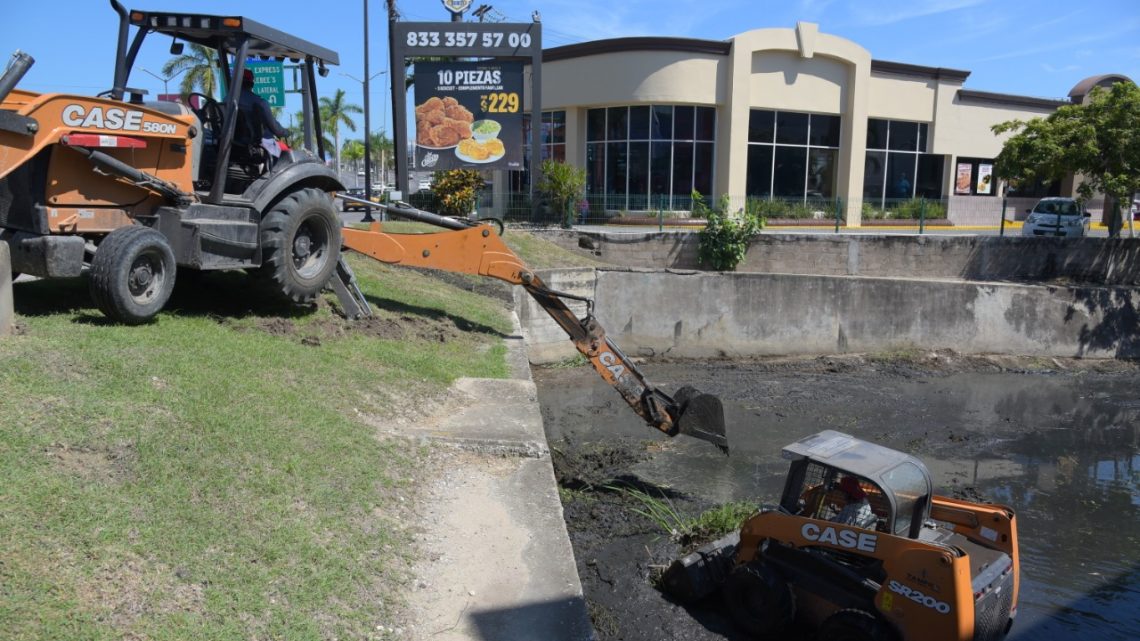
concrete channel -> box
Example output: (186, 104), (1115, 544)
(401, 231), (1139, 640)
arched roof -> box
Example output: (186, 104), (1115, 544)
(1068, 74), (1134, 102)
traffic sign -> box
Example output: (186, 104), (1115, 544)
(247, 60), (285, 107)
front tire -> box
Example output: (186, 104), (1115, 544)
(259, 188), (342, 303)
(817, 608), (898, 641)
(88, 225), (176, 324)
(724, 562), (794, 637)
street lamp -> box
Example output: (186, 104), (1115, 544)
(139, 67), (187, 97)
(342, 70), (388, 192)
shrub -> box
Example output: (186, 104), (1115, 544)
(432, 169), (485, 217)
(696, 190), (762, 271)
(886, 198), (946, 220)
(537, 160), (587, 228)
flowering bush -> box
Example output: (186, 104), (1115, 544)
(432, 169), (485, 217)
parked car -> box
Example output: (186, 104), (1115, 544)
(340, 188), (381, 212)
(1021, 197), (1090, 238)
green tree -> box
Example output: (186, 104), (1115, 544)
(285, 110), (334, 158)
(993, 81), (1140, 237)
(432, 169), (485, 216)
(342, 139), (364, 174)
(319, 89), (363, 176)
(161, 43), (219, 98)
(536, 160), (586, 228)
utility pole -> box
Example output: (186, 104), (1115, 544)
(362, 0), (375, 222)
(388, 0), (404, 196)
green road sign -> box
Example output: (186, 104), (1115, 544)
(247, 60), (285, 107)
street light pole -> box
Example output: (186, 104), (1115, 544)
(363, 0), (374, 221)
(140, 67), (186, 97)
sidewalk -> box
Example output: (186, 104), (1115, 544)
(385, 314), (595, 641)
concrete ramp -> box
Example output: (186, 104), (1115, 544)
(0, 242), (12, 337)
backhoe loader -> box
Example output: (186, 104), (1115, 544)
(0, 3), (729, 453)
(663, 430), (1018, 640)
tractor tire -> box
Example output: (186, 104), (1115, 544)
(259, 187), (341, 303)
(817, 608), (898, 641)
(88, 225), (176, 324)
(724, 562), (794, 637)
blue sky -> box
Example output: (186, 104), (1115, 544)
(4, 0), (1138, 140)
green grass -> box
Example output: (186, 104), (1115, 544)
(0, 253), (511, 641)
(614, 486), (757, 546)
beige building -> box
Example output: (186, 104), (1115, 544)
(514, 22), (1130, 226)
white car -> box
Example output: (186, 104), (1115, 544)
(1021, 198), (1090, 238)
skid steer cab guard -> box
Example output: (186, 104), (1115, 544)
(664, 431), (1018, 641)
(0, 1), (343, 324)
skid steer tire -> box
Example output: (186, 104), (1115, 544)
(88, 225), (176, 325)
(817, 608), (898, 641)
(724, 561), (794, 637)
(259, 188), (341, 303)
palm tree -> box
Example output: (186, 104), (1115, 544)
(341, 139), (364, 174)
(319, 89), (363, 176)
(285, 111), (333, 156)
(161, 43), (219, 98)
(368, 131), (395, 185)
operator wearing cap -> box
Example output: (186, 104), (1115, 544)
(833, 476), (877, 529)
(238, 68), (287, 142)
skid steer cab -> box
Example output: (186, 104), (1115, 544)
(0, 1), (345, 323)
(663, 431), (1018, 641)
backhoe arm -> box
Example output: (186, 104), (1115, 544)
(339, 201), (728, 452)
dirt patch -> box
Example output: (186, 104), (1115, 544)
(45, 441), (136, 485)
(73, 552), (207, 633)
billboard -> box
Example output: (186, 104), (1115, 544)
(412, 61), (523, 172)
(246, 60), (285, 107)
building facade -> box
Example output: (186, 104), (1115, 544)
(512, 22), (1130, 227)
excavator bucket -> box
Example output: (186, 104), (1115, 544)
(673, 386), (729, 454)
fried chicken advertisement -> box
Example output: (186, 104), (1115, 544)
(415, 96), (474, 148)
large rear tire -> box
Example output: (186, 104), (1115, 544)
(88, 225), (176, 324)
(724, 561), (794, 637)
(817, 608), (898, 641)
(259, 188), (341, 303)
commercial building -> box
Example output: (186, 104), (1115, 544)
(511, 22), (1131, 226)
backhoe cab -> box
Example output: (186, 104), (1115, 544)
(664, 431), (1018, 641)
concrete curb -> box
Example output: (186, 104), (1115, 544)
(0, 242), (12, 337)
(401, 312), (595, 641)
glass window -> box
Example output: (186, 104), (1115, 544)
(674, 106), (695, 141)
(915, 154), (944, 199)
(746, 145), (773, 198)
(807, 148), (837, 199)
(607, 106), (628, 141)
(606, 141), (627, 209)
(586, 143), (605, 196)
(886, 152), (917, 198)
(550, 111), (566, 145)
(672, 142), (693, 197)
(866, 119), (888, 150)
(651, 105), (673, 140)
(954, 157), (998, 196)
(882, 462), (928, 536)
(864, 151), (886, 200)
(773, 146), (806, 197)
(587, 108), (605, 142)
(695, 107), (716, 141)
(749, 109), (775, 143)
(888, 121), (919, 151)
(628, 141), (649, 210)
(917, 123), (928, 153)
(694, 143), (714, 195)
(650, 141), (671, 199)
(629, 106), (650, 140)
(809, 114), (841, 148)
(776, 112), (808, 145)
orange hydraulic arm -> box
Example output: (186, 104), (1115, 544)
(339, 200), (728, 452)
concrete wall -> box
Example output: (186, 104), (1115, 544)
(516, 267), (1140, 364)
(0, 241), (11, 337)
(536, 231), (1140, 286)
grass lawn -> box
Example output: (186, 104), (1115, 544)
(0, 253), (513, 641)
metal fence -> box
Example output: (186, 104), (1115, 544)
(401, 188), (1110, 232)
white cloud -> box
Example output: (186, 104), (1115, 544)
(1040, 63), (1081, 73)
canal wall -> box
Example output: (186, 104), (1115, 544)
(515, 267), (1140, 363)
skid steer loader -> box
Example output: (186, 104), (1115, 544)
(663, 430), (1018, 640)
(0, 1), (345, 324)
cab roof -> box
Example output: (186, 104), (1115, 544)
(782, 430), (927, 480)
(129, 8), (339, 65)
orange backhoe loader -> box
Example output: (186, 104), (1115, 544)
(663, 430), (1018, 640)
(0, 3), (729, 453)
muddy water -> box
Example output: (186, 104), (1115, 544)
(534, 357), (1140, 641)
